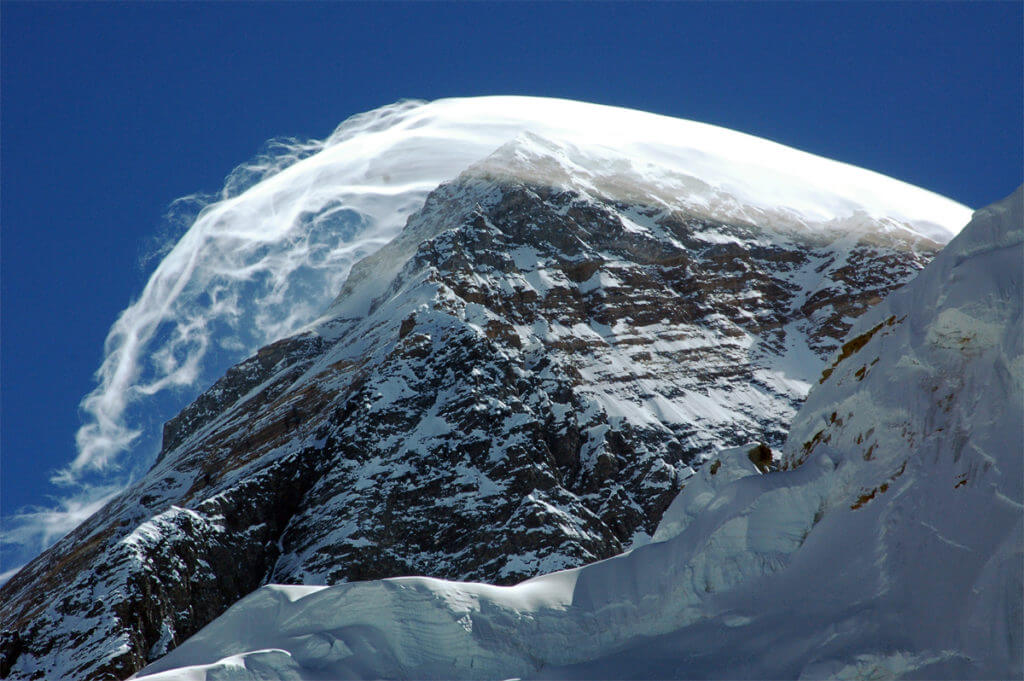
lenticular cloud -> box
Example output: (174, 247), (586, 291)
(6, 96), (971, 574)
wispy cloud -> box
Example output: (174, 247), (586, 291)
(1, 483), (123, 575)
(0, 566), (23, 588)
(1, 100), (440, 572)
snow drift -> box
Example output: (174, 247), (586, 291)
(135, 188), (1021, 680)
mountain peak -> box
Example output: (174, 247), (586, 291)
(0, 99), (989, 681)
(136, 186), (1021, 681)
(323, 96), (972, 237)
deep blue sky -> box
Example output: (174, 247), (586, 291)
(2, 2), (1021, 546)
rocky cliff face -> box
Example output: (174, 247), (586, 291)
(0, 152), (942, 680)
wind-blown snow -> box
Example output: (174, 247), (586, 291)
(134, 188), (1019, 680)
(5, 96), (971, 572)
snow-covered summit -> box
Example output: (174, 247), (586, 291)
(312, 96), (971, 235)
(230, 96), (971, 261)
(134, 187), (1021, 681)
(66, 95), (971, 515)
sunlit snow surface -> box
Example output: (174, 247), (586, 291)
(7, 96), (972, 572)
(135, 189), (1020, 681)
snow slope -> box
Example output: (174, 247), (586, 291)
(135, 188), (1021, 681)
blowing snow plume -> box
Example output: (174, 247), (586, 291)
(1, 96), (972, 574)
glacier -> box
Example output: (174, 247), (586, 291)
(134, 187), (1021, 680)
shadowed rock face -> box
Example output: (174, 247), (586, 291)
(0, 174), (939, 681)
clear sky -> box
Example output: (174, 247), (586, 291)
(2, 2), (1021, 572)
